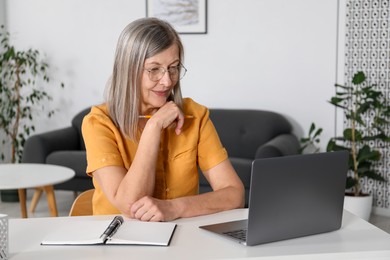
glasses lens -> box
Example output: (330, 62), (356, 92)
(147, 65), (187, 81)
(149, 68), (163, 81)
(179, 66), (187, 79)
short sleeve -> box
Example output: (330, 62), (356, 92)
(191, 103), (228, 172)
(82, 105), (127, 175)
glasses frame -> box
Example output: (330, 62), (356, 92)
(144, 64), (187, 82)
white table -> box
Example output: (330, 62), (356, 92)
(0, 164), (75, 218)
(8, 209), (390, 259)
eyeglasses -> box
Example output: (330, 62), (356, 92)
(144, 64), (187, 82)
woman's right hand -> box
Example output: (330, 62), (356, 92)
(147, 101), (185, 135)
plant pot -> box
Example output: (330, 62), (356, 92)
(343, 193), (372, 221)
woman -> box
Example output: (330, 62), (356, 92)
(82, 17), (244, 222)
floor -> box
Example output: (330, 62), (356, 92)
(0, 190), (75, 218)
(1, 189), (390, 235)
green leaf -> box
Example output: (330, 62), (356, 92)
(328, 99), (347, 109)
(300, 137), (310, 143)
(357, 164), (371, 176)
(363, 170), (386, 182)
(326, 139), (349, 152)
(357, 145), (381, 162)
(346, 176), (357, 189)
(329, 97), (344, 105)
(357, 102), (371, 114)
(343, 128), (362, 141)
(309, 123), (315, 136)
(313, 128), (323, 138)
(352, 71), (366, 85)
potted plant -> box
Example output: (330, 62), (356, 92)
(0, 25), (64, 201)
(299, 122), (323, 154)
(326, 71), (390, 220)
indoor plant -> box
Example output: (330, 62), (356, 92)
(299, 122), (322, 154)
(0, 25), (63, 201)
(326, 71), (390, 219)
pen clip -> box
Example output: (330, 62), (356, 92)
(100, 216), (124, 242)
(107, 218), (122, 240)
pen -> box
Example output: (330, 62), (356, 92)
(100, 215), (124, 242)
(139, 115), (194, 119)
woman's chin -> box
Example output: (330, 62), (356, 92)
(154, 98), (170, 107)
(143, 100), (168, 112)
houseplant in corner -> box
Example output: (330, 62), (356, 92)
(0, 25), (64, 201)
(299, 122), (323, 154)
(327, 71), (390, 220)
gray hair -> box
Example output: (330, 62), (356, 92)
(105, 17), (184, 141)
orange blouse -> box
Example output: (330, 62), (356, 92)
(82, 98), (228, 215)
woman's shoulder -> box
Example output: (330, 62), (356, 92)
(89, 103), (109, 115)
(83, 104), (113, 125)
(183, 98), (209, 117)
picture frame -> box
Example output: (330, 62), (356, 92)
(146, 0), (207, 34)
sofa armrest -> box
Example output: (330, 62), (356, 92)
(22, 127), (79, 163)
(255, 134), (300, 159)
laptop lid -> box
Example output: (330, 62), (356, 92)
(199, 151), (349, 246)
(246, 151), (349, 246)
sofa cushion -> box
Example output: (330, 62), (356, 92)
(255, 134), (300, 158)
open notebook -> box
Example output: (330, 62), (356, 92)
(41, 216), (177, 246)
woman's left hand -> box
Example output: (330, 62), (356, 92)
(130, 196), (178, 222)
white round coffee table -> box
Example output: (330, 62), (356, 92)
(0, 164), (75, 218)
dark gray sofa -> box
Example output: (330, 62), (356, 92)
(22, 107), (300, 206)
(22, 108), (93, 192)
(199, 109), (300, 206)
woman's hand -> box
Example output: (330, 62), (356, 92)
(130, 196), (179, 222)
(147, 101), (185, 135)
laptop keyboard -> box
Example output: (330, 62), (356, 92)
(223, 229), (247, 242)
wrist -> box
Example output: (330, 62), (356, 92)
(144, 118), (163, 133)
(170, 197), (187, 219)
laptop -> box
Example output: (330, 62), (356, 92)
(199, 151), (349, 246)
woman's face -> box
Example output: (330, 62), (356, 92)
(140, 44), (180, 114)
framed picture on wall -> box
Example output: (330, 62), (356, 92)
(146, 0), (207, 34)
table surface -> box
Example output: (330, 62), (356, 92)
(8, 209), (390, 260)
(0, 164), (75, 189)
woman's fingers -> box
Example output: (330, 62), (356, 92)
(148, 101), (185, 134)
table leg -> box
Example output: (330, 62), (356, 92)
(17, 189), (28, 218)
(29, 187), (43, 213)
(43, 186), (58, 217)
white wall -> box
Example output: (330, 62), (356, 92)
(0, 0), (5, 26)
(4, 0), (340, 150)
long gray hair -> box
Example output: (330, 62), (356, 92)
(105, 17), (184, 141)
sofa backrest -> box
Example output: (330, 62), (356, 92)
(71, 107), (294, 159)
(209, 109), (293, 160)
(72, 107), (92, 150)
